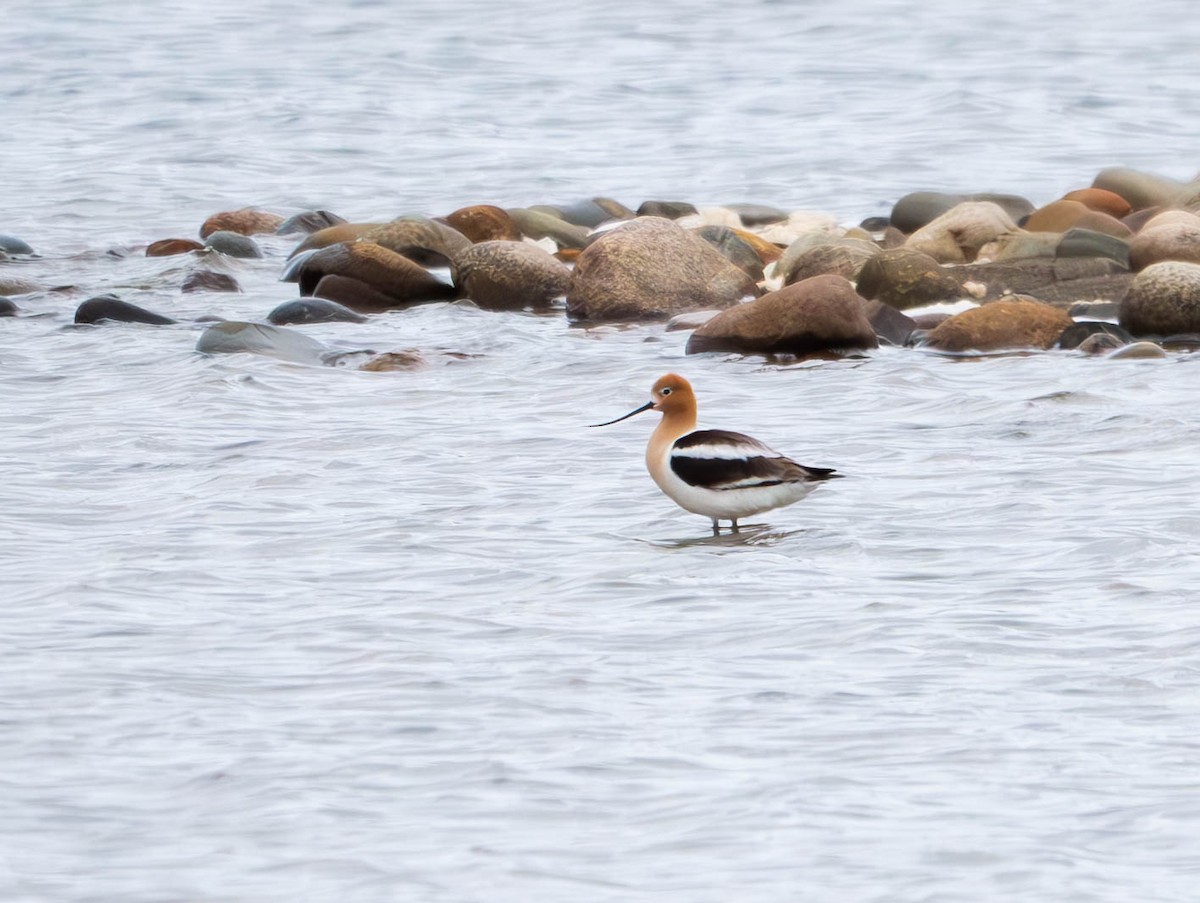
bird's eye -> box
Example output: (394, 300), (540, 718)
(660, 387), (672, 396)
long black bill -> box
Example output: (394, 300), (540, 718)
(589, 400), (655, 428)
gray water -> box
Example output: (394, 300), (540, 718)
(4, 2), (1200, 901)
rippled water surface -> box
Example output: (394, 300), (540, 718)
(4, 2), (1200, 901)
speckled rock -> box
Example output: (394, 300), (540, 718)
(362, 217), (471, 268)
(1119, 261), (1200, 336)
(923, 299), (1073, 352)
(567, 217), (758, 322)
(453, 240), (571, 310)
(443, 205), (523, 243)
(685, 274), (878, 356)
(1128, 212), (1200, 270)
(854, 247), (962, 310)
(199, 208), (284, 239)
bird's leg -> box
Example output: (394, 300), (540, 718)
(730, 518), (740, 533)
(711, 518), (720, 535)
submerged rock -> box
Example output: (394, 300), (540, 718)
(267, 298), (368, 325)
(195, 321), (329, 364)
(75, 294), (177, 325)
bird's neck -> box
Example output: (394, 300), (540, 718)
(647, 408), (697, 465)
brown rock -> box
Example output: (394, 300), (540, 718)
(692, 225), (765, 281)
(1119, 261), (1200, 336)
(685, 274), (878, 356)
(296, 242), (456, 306)
(147, 238), (204, 257)
(199, 208), (284, 239)
(181, 270), (241, 293)
(854, 247), (962, 310)
(311, 274), (400, 311)
(276, 210), (347, 235)
(923, 300), (1073, 352)
(443, 205), (522, 243)
(567, 217), (758, 322)
(1062, 188), (1132, 219)
(1024, 199), (1092, 233)
(362, 217), (471, 268)
(288, 223), (379, 259)
(452, 240), (571, 310)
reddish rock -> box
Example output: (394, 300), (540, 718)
(923, 300), (1073, 352)
(1062, 188), (1132, 219)
(685, 274), (878, 356)
(199, 208), (284, 239)
(296, 242), (456, 306)
(147, 238), (204, 257)
(443, 205), (523, 243)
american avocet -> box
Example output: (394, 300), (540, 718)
(591, 373), (841, 533)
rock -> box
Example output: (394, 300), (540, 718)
(1172, 180), (1200, 215)
(182, 270), (241, 293)
(1057, 321), (1134, 350)
(147, 238), (204, 257)
(1128, 213), (1200, 270)
(0, 273), (42, 295)
(567, 217), (758, 322)
(0, 297), (18, 317)
(692, 225), (766, 281)
(1056, 229), (1131, 267)
(685, 274), (878, 356)
(1092, 167), (1184, 211)
(1077, 333), (1127, 354)
(529, 199), (618, 229)
(276, 210), (347, 235)
(923, 299), (1073, 352)
(1107, 340), (1168, 359)
(267, 298), (368, 325)
(195, 321), (329, 364)
(310, 274), (402, 311)
(506, 208), (591, 249)
(443, 205), (523, 243)
(204, 230), (263, 259)
(953, 257), (1131, 305)
(200, 208), (284, 238)
(1119, 260), (1200, 336)
(74, 294), (177, 325)
(777, 238), (879, 285)
(890, 191), (1033, 233)
(977, 232), (1059, 262)
(0, 234), (35, 255)
(452, 240), (571, 310)
(1023, 199), (1094, 233)
(906, 201), (1020, 263)
(1123, 206), (1166, 233)
(1062, 188), (1132, 219)
(1068, 300), (1121, 319)
(295, 242), (457, 306)
(854, 247), (962, 310)
(636, 200), (698, 220)
(358, 350), (427, 372)
(288, 223), (379, 259)
(592, 197), (637, 221)
(362, 216), (471, 268)
(665, 310), (722, 331)
(862, 299), (918, 346)
(725, 203), (789, 227)
(728, 227), (784, 265)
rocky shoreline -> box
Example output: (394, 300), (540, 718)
(3, 164), (1199, 367)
